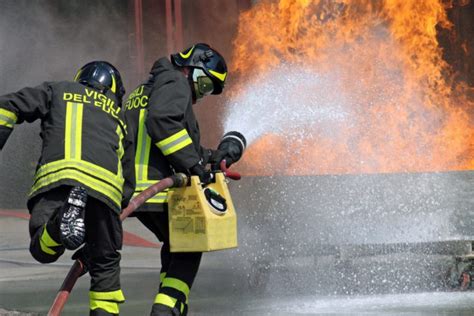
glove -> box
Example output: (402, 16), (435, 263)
(213, 131), (247, 168)
(190, 163), (214, 185)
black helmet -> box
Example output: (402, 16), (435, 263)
(74, 61), (125, 99)
(171, 43), (227, 95)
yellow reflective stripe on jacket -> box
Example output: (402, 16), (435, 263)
(31, 168), (122, 208)
(0, 108), (18, 128)
(116, 125), (125, 181)
(64, 102), (84, 160)
(162, 277), (190, 300)
(134, 109), (167, 203)
(154, 293), (177, 308)
(133, 181), (168, 203)
(39, 224), (61, 255)
(135, 109), (151, 181)
(132, 190), (167, 203)
(30, 159), (124, 207)
(116, 125), (125, 160)
(33, 159), (123, 188)
(90, 289), (125, 314)
(156, 129), (192, 156)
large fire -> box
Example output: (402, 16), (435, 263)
(228, 0), (474, 176)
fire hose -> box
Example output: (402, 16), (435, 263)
(48, 161), (240, 316)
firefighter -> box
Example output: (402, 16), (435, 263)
(0, 61), (135, 316)
(124, 43), (246, 316)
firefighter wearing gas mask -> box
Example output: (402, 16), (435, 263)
(124, 43), (246, 316)
(0, 61), (135, 316)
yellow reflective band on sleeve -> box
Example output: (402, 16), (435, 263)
(162, 277), (190, 300)
(154, 293), (177, 308)
(64, 102), (84, 160)
(135, 109), (151, 181)
(209, 69), (227, 82)
(39, 224), (61, 255)
(0, 109), (18, 128)
(156, 129), (192, 156)
(30, 159), (124, 208)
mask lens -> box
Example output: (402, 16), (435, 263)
(197, 76), (214, 96)
(193, 69), (214, 97)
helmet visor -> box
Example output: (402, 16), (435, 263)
(193, 69), (214, 98)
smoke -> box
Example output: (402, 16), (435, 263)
(0, 0), (131, 208)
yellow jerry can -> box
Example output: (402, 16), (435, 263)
(168, 173), (238, 252)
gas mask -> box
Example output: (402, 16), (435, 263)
(191, 68), (214, 101)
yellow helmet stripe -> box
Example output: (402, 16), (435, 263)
(74, 69), (82, 81)
(180, 46), (195, 59)
(209, 69), (227, 82)
(111, 75), (117, 93)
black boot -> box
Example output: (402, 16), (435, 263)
(60, 186), (87, 250)
(90, 308), (117, 316)
(150, 303), (181, 316)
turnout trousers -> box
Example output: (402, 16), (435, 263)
(28, 186), (125, 315)
(136, 207), (202, 316)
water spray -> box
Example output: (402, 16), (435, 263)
(223, 64), (349, 147)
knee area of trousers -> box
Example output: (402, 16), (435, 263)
(30, 224), (64, 263)
(88, 250), (121, 265)
(29, 244), (61, 264)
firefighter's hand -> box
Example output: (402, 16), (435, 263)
(210, 149), (229, 170)
(215, 131), (247, 168)
(190, 163), (214, 185)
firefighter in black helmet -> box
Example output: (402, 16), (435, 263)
(0, 61), (135, 316)
(124, 43), (245, 316)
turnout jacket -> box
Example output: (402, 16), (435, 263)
(125, 58), (212, 211)
(0, 81), (135, 213)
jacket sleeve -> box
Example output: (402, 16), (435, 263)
(0, 83), (51, 149)
(145, 77), (201, 171)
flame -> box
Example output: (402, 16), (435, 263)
(228, 0), (474, 175)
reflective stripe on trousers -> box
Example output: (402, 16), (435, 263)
(90, 289), (125, 315)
